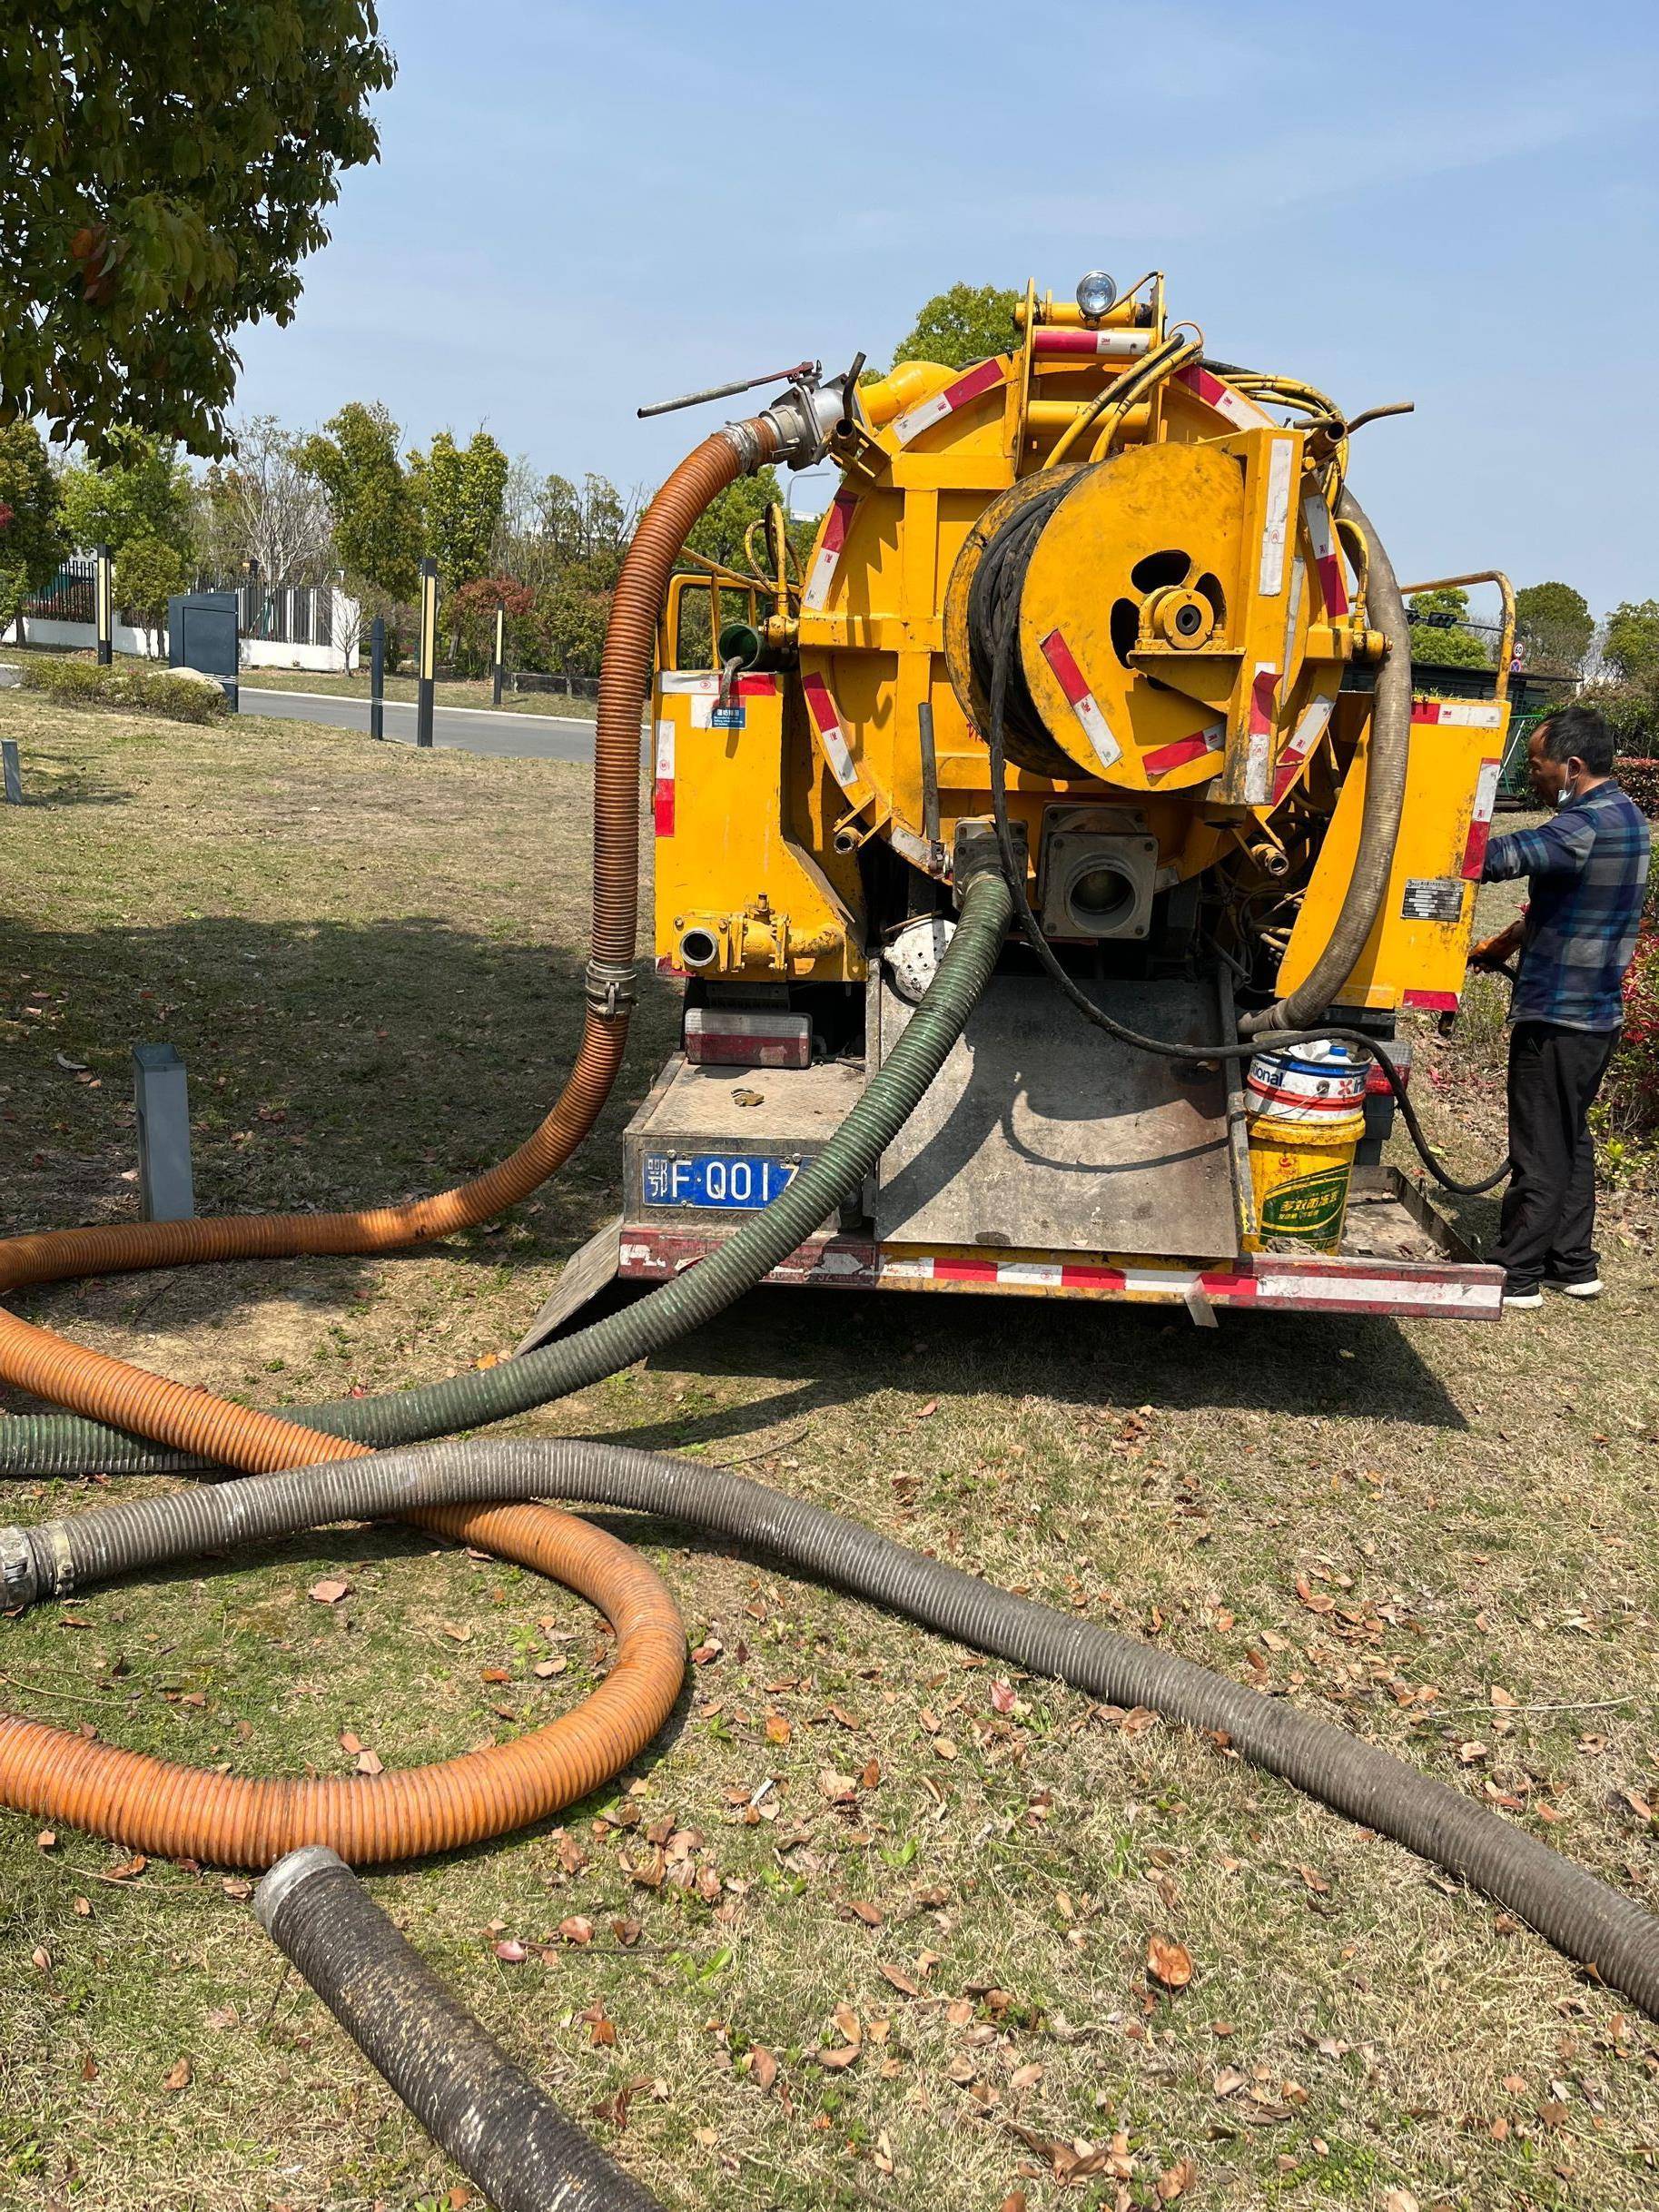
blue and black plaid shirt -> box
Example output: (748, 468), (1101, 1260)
(1483, 779), (1651, 1032)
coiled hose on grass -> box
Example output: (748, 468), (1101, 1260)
(9, 1433), (1659, 2024)
(0, 873), (1013, 1864)
(0, 418), (775, 1479)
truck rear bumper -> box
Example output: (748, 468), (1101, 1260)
(611, 1168), (1501, 1323)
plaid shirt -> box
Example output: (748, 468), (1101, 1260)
(1482, 779), (1651, 1031)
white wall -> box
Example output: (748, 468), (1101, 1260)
(18, 587), (360, 673)
(25, 615), (159, 657)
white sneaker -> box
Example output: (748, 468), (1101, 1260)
(1547, 1276), (1603, 1299)
(1502, 1289), (1544, 1310)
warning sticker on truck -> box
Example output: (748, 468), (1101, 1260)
(1400, 876), (1466, 923)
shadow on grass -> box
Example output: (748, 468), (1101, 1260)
(629, 1283), (1475, 1433)
(0, 908), (681, 1287)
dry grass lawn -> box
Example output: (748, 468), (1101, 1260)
(2, 691), (1658, 2212)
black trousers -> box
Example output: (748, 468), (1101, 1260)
(1491, 1020), (1618, 1292)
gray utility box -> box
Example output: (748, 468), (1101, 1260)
(168, 589), (240, 706)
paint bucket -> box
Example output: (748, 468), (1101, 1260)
(1243, 1042), (1368, 1253)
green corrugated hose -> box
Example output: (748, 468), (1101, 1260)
(1, 871), (1013, 1476)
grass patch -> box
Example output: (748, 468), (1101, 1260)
(2, 694), (1659, 2210)
(219, 663), (597, 720)
(0, 639), (597, 719)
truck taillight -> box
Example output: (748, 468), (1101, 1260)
(684, 1006), (811, 1070)
(1364, 1044), (1410, 1096)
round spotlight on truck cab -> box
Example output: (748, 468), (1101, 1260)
(1075, 270), (1118, 320)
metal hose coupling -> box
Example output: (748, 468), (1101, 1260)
(0, 1526), (39, 1611)
(583, 955), (638, 1019)
(718, 418), (772, 473)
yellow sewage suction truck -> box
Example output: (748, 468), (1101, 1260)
(12, 271), (1659, 2212)
(529, 270), (1512, 1349)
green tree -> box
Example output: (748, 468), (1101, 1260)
(534, 574), (611, 677)
(1, 3), (392, 457)
(301, 401), (420, 598)
(408, 429), (509, 588)
(1514, 581), (1594, 676)
(1604, 600), (1659, 688)
(683, 466), (788, 572)
(116, 533), (190, 656)
(0, 423), (67, 636)
(57, 426), (194, 559)
(1407, 587), (1492, 670)
(891, 282), (1019, 371)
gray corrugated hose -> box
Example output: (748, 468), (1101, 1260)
(8, 1435), (1659, 2028)
(1239, 488), (1412, 1034)
(255, 1844), (665, 2212)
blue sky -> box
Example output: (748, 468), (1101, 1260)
(234, 0), (1659, 619)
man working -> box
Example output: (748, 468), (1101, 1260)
(1471, 702), (1650, 1308)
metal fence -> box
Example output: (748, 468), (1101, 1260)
(19, 556), (95, 625)
(507, 669), (600, 702)
(19, 558), (335, 648)
(217, 578), (334, 649)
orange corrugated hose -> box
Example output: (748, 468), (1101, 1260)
(0, 1502), (686, 1867)
(0, 424), (769, 1863)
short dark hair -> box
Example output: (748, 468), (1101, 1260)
(1536, 702), (1615, 777)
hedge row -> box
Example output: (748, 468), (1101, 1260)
(1617, 756), (1659, 818)
(17, 657), (230, 725)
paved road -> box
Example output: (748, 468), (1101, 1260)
(237, 686), (618, 764)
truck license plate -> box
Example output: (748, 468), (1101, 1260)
(642, 1152), (796, 1210)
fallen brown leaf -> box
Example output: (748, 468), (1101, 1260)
(1147, 1933), (1193, 1990)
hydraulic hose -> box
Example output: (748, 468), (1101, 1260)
(973, 472), (1510, 1200)
(0, 419), (775, 1481)
(255, 1845), (666, 2212)
(1240, 489), (1413, 1038)
(0, 869), (1014, 1478)
(9, 1434), (1659, 2021)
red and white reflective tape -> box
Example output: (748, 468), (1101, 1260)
(1302, 494), (1349, 617)
(801, 490), (858, 613)
(1258, 436), (1296, 598)
(1242, 663), (1279, 803)
(1251, 1269), (1500, 1314)
(1173, 361), (1274, 430)
(615, 1224), (1503, 1318)
(1031, 328), (1154, 359)
(1461, 756), (1503, 879)
(801, 671), (859, 790)
(1270, 693), (1335, 803)
(882, 1253), (1246, 1299)
(1142, 722), (1224, 778)
(1402, 988), (1460, 1012)
(652, 719), (676, 837)
(1038, 628), (1122, 772)
(1410, 699), (1504, 728)
(657, 669), (776, 727)
(891, 358), (1006, 447)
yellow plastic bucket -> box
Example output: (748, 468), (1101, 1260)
(1243, 1042), (1368, 1254)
